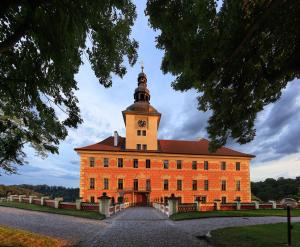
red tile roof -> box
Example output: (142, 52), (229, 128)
(75, 136), (254, 158)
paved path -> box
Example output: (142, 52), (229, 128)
(1, 206), (300, 247)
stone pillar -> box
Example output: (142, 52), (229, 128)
(18, 195), (26, 202)
(269, 200), (276, 209)
(235, 201), (241, 210)
(99, 193), (111, 217)
(214, 200), (221, 211)
(253, 201), (259, 209)
(54, 197), (63, 209)
(41, 196), (49, 206)
(76, 198), (82, 210)
(9, 195), (18, 201)
(29, 196), (37, 204)
(168, 194), (179, 216)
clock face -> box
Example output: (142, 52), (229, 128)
(138, 120), (146, 128)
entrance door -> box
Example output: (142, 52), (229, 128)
(135, 193), (148, 206)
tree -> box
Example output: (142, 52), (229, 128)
(146, 0), (300, 151)
(0, 0), (138, 173)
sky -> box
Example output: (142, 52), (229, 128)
(1, 1), (300, 187)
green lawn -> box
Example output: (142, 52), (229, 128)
(170, 209), (300, 221)
(211, 222), (300, 247)
(0, 201), (105, 220)
(0, 225), (65, 247)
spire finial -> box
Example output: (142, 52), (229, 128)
(139, 60), (144, 73)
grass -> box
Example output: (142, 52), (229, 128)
(0, 201), (105, 220)
(0, 225), (66, 247)
(170, 209), (300, 221)
(210, 222), (300, 247)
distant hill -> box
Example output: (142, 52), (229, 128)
(0, 185), (42, 197)
(0, 184), (79, 202)
(251, 177), (300, 202)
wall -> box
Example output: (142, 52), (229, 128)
(78, 151), (251, 204)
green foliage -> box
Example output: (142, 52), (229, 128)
(146, 0), (300, 151)
(0, 184), (42, 197)
(0, 1), (138, 173)
(251, 177), (300, 201)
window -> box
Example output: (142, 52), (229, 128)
(90, 196), (95, 203)
(236, 196), (241, 202)
(221, 161), (226, 170)
(146, 179), (151, 191)
(133, 159), (138, 168)
(221, 196), (227, 204)
(177, 160), (182, 169)
(90, 178), (95, 189)
(192, 161), (197, 170)
(118, 158), (123, 168)
(104, 178), (109, 190)
(89, 157), (95, 167)
(137, 130), (141, 136)
(133, 179), (138, 190)
(192, 180), (197, 191)
(137, 144), (141, 150)
(221, 180), (227, 191)
(118, 179), (123, 190)
(103, 158), (109, 167)
(236, 180), (241, 191)
(146, 159), (151, 168)
(163, 160), (169, 169)
(142, 144), (147, 150)
(163, 179), (169, 190)
(236, 162), (241, 171)
(204, 180), (209, 191)
(204, 161), (209, 170)
(142, 130), (146, 136)
(177, 180), (182, 191)
(201, 196), (207, 203)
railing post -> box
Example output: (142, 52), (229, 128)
(98, 193), (111, 217)
(214, 200), (221, 211)
(253, 201), (259, 209)
(168, 194), (179, 216)
(29, 196), (37, 204)
(40, 196), (49, 206)
(235, 201), (241, 210)
(269, 200), (276, 209)
(18, 195), (26, 202)
(76, 198), (82, 210)
(54, 197), (63, 209)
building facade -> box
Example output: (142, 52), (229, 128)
(75, 70), (254, 204)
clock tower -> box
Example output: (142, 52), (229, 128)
(122, 69), (161, 151)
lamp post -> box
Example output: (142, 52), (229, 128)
(281, 198), (298, 246)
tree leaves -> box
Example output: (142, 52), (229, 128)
(146, 0), (300, 151)
(0, 0), (138, 174)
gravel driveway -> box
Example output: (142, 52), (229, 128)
(1, 206), (300, 247)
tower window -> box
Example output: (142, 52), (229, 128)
(90, 196), (95, 203)
(133, 159), (138, 168)
(118, 158), (123, 168)
(236, 180), (241, 191)
(236, 162), (241, 171)
(204, 180), (209, 191)
(177, 180), (182, 191)
(192, 180), (197, 191)
(89, 157), (95, 167)
(104, 178), (109, 189)
(137, 130), (141, 136)
(177, 160), (182, 169)
(204, 161), (209, 170)
(221, 180), (227, 191)
(221, 196), (227, 204)
(192, 161), (197, 170)
(221, 161), (226, 170)
(103, 158), (109, 167)
(133, 179), (138, 190)
(146, 159), (151, 168)
(142, 130), (146, 136)
(143, 144), (147, 150)
(118, 179), (123, 190)
(146, 179), (151, 191)
(89, 178), (95, 189)
(163, 160), (169, 169)
(137, 144), (141, 150)
(163, 179), (169, 190)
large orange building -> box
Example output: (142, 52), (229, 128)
(75, 70), (254, 205)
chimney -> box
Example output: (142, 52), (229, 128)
(114, 131), (119, 147)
